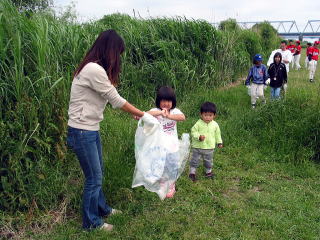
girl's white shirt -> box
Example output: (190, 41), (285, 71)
(149, 108), (183, 137)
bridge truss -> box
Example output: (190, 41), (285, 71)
(213, 20), (320, 39)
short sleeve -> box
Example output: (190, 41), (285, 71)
(170, 108), (183, 115)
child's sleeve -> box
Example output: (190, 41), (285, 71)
(191, 122), (200, 141)
(215, 124), (222, 144)
(283, 65), (288, 83)
(172, 108), (183, 115)
(264, 65), (269, 82)
(267, 65), (271, 77)
(245, 67), (253, 86)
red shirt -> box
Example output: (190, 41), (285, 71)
(294, 45), (301, 55)
(287, 45), (296, 53)
(311, 47), (319, 61)
(306, 46), (313, 55)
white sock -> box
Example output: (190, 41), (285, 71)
(190, 167), (196, 174)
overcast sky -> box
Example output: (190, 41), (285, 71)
(54, 0), (320, 36)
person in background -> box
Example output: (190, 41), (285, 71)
(267, 52), (287, 99)
(245, 54), (268, 109)
(292, 40), (301, 70)
(308, 41), (319, 82)
(267, 40), (293, 73)
(287, 40), (296, 52)
(267, 40), (292, 95)
(287, 40), (296, 64)
(189, 102), (223, 182)
(305, 42), (313, 69)
(66, 29), (145, 232)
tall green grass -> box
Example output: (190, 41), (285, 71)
(1, 2), (319, 238)
(20, 68), (320, 240)
(0, 0), (298, 215)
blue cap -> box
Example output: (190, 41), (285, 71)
(254, 54), (263, 61)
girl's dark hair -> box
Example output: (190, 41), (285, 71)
(73, 29), (125, 86)
(200, 101), (216, 114)
(155, 86), (176, 109)
(273, 52), (282, 63)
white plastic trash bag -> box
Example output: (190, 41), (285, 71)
(283, 83), (288, 92)
(132, 113), (190, 200)
(133, 113), (166, 186)
(246, 85), (251, 96)
(265, 78), (270, 85)
(176, 133), (190, 179)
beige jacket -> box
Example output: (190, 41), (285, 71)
(67, 62), (126, 131)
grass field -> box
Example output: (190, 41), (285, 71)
(3, 56), (319, 240)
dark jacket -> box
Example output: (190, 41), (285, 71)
(268, 62), (287, 88)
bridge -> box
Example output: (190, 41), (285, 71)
(214, 20), (320, 40)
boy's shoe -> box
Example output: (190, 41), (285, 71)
(189, 173), (196, 182)
(310, 79), (314, 82)
(166, 183), (176, 198)
(100, 223), (113, 231)
(205, 172), (214, 178)
(251, 104), (256, 109)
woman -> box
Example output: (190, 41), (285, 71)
(66, 29), (144, 231)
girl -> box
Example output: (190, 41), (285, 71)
(245, 54), (268, 109)
(148, 86), (186, 198)
(267, 52), (287, 99)
(66, 30), (145, 231)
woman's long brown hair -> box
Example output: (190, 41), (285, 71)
(73, 29), (125, 86)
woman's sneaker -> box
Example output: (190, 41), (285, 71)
(166, 183), (176, 198)
(100, 223), (113, 231)
(108, 208), (123, 217)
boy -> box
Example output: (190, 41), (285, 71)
(305, 42), (312, 68)
(245, 54), (268, 109)
(267, 40), (292, 73)
(309, 41), (319, 82)
(189, 102), (223, 182)
(292, 40), (301, 70)
(287, 40), (296, 54)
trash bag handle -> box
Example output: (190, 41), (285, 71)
(138, 119), (159, 136)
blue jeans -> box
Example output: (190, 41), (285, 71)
(270, 87), (281, 100)
(66, 127), (112, 229)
